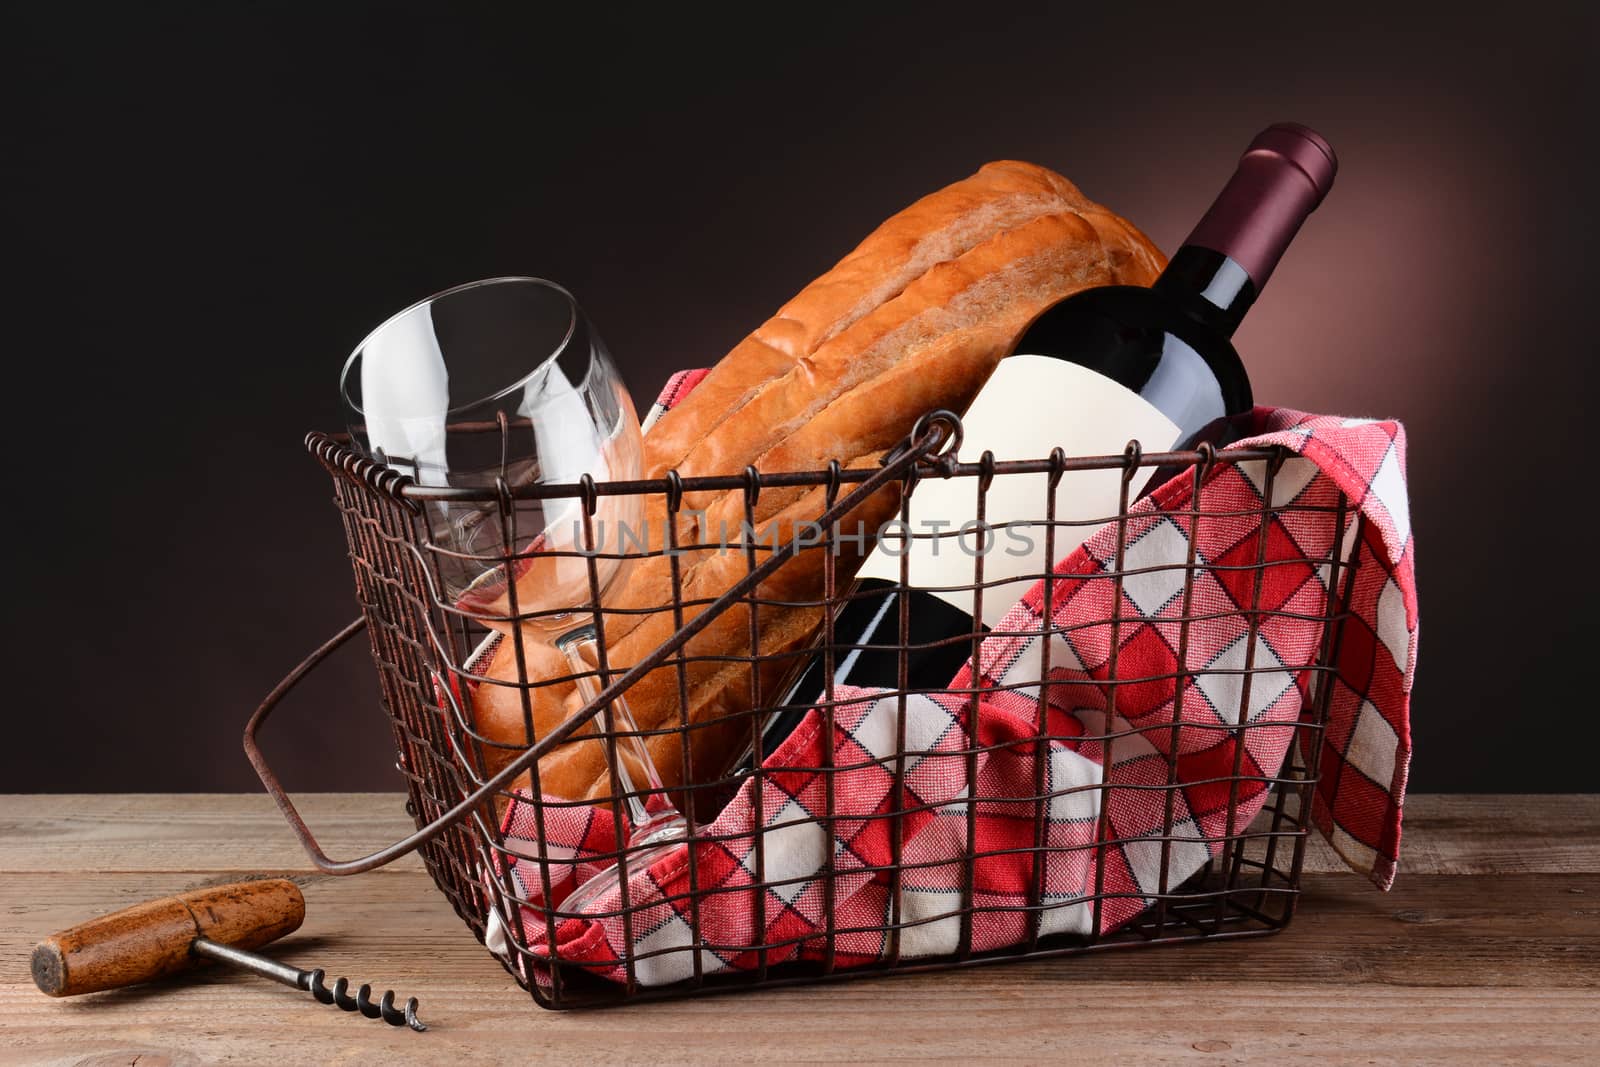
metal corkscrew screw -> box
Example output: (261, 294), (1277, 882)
(32, 879), (427, 1033)
(192, 938), (428, 1031)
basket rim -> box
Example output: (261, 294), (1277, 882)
(305, 428), (1285, 505)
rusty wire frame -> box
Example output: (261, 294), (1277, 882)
(245, 414), (1358, 1009)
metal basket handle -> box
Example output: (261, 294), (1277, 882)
(243, 415), (958, 875)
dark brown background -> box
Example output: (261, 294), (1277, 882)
(4, 3), (1594, 793)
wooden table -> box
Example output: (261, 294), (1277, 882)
(1, 794), (1595, 1064)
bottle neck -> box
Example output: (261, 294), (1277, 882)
(1152, 245), (1257, 338)
(1161, 123), (1337, 337)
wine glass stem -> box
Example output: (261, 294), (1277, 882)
(554, 626), (684, 842)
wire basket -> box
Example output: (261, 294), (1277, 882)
(245, 412), (1359, 1009)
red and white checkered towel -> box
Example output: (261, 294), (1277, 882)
(487, 371), (1416, 987)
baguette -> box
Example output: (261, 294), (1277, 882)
(471, 162), (1165, 803)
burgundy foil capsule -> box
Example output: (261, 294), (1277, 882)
(1184, 123), (1339, 290)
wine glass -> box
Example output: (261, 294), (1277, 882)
(339, 276), (688, 914)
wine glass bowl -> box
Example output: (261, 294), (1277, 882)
(340, 276), (686, 914)
(340, 276), (643, 619)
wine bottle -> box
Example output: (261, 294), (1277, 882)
(745, 123), (1338, 764)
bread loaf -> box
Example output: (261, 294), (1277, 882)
(471, 161), (1165, 803)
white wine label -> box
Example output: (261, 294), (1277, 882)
(856, 355), (1183, 629)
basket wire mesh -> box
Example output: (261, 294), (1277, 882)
(245, 413), (1358, 1008)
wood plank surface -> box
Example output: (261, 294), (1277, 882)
(5, 793), (1595, 876)
(0, 794), (1595, 1065)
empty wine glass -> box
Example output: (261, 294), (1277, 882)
(340, 277), (687, 914)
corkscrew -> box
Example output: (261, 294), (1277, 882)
(191, 937), (428, 1030)
(31, 879), (428, 1032)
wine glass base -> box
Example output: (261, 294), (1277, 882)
(559, 813), (690, 916)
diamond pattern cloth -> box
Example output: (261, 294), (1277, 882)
(485, 370), (1416, 987)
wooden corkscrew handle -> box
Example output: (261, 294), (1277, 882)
(32, 879), (305, 997)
